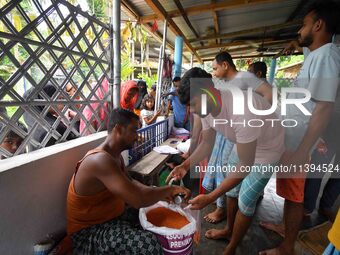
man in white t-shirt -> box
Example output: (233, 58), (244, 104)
(193, 52), (274, 224)
(260, 2), (340, 255)
(212, 52), (273, 103)
(166, 67), (284, 255)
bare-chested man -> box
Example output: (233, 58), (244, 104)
(67, 108), (190, 255)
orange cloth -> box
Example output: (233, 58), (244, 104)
(147, 207), (189, 229)
(134, 108), (141, 116)
(328, 209), (340, 250)
(120, 80), (138, 110)
(276, 151), (307, 203)
(276, 177), (306, 203)
(67, 149), (125, 234)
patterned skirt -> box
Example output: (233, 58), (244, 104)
(71, 210), (163, 255)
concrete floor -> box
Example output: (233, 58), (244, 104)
(192, 177), (335, 255)
(175, 168), (339, 255)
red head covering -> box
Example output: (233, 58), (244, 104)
(120, 80), (139, 110)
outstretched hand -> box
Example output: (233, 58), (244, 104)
(155, 108), (162, 116)
(188, 194), (213, 210)
(274, 40), (301, 58)
(165, 164), (188, 184)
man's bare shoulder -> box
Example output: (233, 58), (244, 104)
(74, 150), (125, 195)
(79, 151), (121, 176)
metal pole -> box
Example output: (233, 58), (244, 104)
(269, 58), (277, 84)
(112, 0), (121, 109)
(155, 19), (167, 111)
(190, 54), (194, 68)
(155, 45), (163, 111)
(174, 36), (183, 77)
(132, 40), (135, 79)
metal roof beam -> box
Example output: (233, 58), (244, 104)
(198, 41), (288, 58)
(194, 38), (291, 51)
(189, 21), (300, 43)
(173, 0), (203, 46)
(140, 0), (282, 23)
(201, 51), (301, 61)
(144, 0), (203, 63)
(195, 39), (268, 51)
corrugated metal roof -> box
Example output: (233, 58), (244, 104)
(177, 0), (212, 9)
(121, 0), (339, 62)
(158, 0), (178, 11)
(212, 2), (298, 34)
(128, 0), (155, 16)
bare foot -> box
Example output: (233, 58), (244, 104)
(204, 207), (226, 223)
(205, 228), (231, 240)
(259, 221), (285, 238)
(259, 246), (294, 255)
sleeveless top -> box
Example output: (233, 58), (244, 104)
(67, 148), (125, 234)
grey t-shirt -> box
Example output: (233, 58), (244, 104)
(284, 43), (340, 151)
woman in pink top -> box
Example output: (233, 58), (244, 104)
(80, 80), (139, 135)
(80, 78), (109, 135)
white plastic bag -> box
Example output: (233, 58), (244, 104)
(139, 201), (196, 255)
(176, 139), (191, 154)
(184, 207), (201, 244)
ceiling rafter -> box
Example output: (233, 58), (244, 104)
(121, 0), (175, 51)
(194, 38), (285, 51)
(140, 0), (282, 23)
(189, 21), (300, 43)
(211, 0), (220, 45)
(173, 0), (203, 46)
(202, 52), (301, 61)
(199, 40), (289, 58)
(144, 0), (203, 63)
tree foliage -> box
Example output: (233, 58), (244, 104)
(235, 55), (304, 73)
(137, 73), (158, 88)
(85, 0), (108, 23)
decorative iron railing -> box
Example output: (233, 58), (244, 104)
(0, 0), (111, 158)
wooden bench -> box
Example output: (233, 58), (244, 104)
(128, 138), (182, 186)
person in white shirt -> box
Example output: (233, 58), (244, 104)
(140, 94), (161, 127)
(198, 52), (274, 224)
(260, 1), (340, 255)
(248, 61), (270, 84)
(212, 52), (273, 103)
(166, 67), (284, 255)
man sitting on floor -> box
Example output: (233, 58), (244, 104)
(67, 108), (190, 255)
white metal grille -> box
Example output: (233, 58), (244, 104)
(0, 0), (111, 158)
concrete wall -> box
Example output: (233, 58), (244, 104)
(0, 118), (172, 254)
(0, 132), (111, 255)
